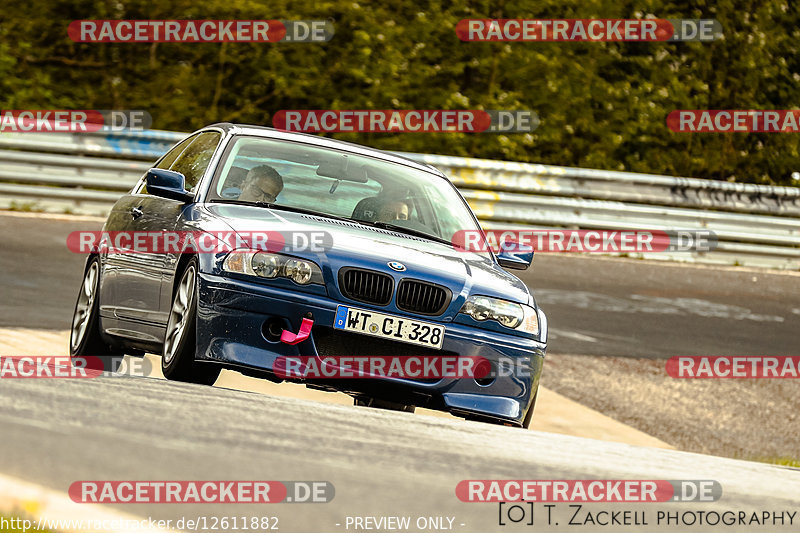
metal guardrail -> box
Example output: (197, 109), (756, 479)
(403, 152), (800, 217)
(0, 129), (798, 269)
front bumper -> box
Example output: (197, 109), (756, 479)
(196, 273), (547, 425)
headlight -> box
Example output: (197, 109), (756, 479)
(252, 253), (280, 278)
(459, 295), (539, 335)
(284, 259), (313, 284)
(223, 250), (323, 285)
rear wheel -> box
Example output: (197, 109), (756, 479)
(162, 259), (220, 385)
(69, 257), (122, 372)
(354, 397), (416, 413)
(521, 389), (539, 429)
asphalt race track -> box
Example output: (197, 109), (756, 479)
(2, 212), (798, 358)
(2, 211), (800, 531)
(2, 375), (800, 532)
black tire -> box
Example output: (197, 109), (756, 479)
(69, 257), (122, 372)
(161, 259), (221, 385)
(521, 389), (539, 429)
(354, 397), (416, 413)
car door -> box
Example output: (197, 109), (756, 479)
(151, 130), (223, 333)
(98, 133), (199, 345)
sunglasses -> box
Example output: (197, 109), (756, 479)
(247, 182), (278, 203)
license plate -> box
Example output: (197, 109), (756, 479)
(333, 306), (444, 350)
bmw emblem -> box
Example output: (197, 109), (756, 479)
(388, 261), (406, 272)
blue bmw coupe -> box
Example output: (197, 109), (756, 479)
(70, 124), (547, 427)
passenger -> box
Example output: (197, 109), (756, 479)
(376, 199), (409, 222)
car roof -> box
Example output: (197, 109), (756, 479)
(205, 122), (446, 178)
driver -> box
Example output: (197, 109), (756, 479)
(376, 199), (409, 222)
(238, 165), (284, 203)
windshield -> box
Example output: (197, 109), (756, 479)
(207, 135), (484, 246)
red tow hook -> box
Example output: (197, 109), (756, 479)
(280, 318), (314, 345)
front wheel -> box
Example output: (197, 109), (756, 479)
(162, 259), (220, 385)
(521, 389), (539, 429)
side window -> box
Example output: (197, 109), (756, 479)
(156, 135), (197, 170)
(138, 135), (197, 194)
(169, 131), (222, 192)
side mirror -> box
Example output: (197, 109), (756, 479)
(145, 168), (193, 202)
(496, 240), (534, 270)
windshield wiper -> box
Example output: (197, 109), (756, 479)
(371, 221), (453, 247)
(212, 199), (354, 223)
(210, 200), (453, 246)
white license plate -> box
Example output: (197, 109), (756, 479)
(333, 305), (444, 350)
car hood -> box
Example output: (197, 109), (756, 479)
(204, 204), (532, 305)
